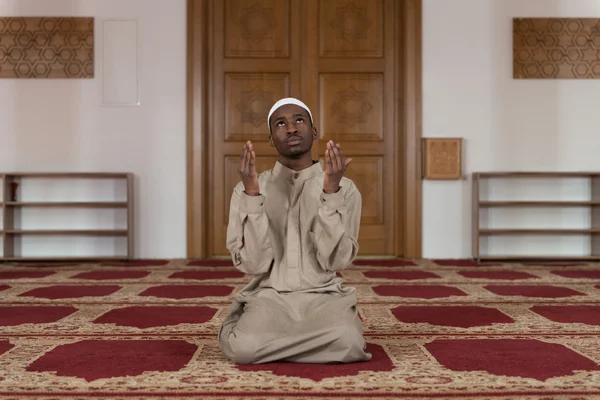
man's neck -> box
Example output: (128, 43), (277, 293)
(278, 154), (314, 171)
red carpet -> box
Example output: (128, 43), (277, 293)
(0, 258), (599, 399)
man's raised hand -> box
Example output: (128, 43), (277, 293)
(238, 141), (260, 196)
(323, 140), (352, 194)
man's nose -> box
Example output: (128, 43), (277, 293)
(287, 125), (298, 134)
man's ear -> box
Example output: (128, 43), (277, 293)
(312, 127), (318, 140)
(269, 134), (274, 147)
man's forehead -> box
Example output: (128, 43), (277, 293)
(271, 104), (309, 119)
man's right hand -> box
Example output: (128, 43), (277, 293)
(238, 141), (260, 196)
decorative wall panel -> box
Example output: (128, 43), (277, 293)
(0, 17), (94, 79)
(423, 138), (462, 180)
(513, 18), (600, 79)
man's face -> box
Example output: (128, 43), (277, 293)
(269, 104), (317, 158)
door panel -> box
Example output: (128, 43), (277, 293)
(318, 73), (383, 142)
(224, 0), (290, 58)
(209, 0), (298, 256)
(306, 0), (398, 255)
(225, 73), (290, 141)
(319, 0), (383, 58)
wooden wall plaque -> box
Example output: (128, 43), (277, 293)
(513, 18), (600, 79)
(423, 138), (463, 180)
(0, 17), (94, 78)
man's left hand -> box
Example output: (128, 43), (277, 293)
(323, 140), (352, 194)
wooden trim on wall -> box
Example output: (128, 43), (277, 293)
(187, 0), (207, 258)
(399, 0), (423, 258)
(186, 0), (423, 259)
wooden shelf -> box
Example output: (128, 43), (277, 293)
(4, 202), (128, 208)
(1, 256), (128, 261)
(478, 255), (600, 261)
(475, 172), (600, 178)
(480, 201), (600, 207)
(472, 172), (600, 261)
(4, 230), (128, 236)
(2, 172), (130, 178)
(1, 173), (134, 261)
(480, 229), (600, 235)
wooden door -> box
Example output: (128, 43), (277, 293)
(303, 0), (398, 255)
(208, 0), (299, 257)
(187, 0), (423, 259)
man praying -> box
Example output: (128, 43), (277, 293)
(218, 97), (371, 364)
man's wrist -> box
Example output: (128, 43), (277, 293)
(322, 185), (340, 194)
(320, 188), (344, 209)
(239, 191), (265, 214)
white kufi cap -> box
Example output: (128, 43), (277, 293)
(267, 97), (313, 127)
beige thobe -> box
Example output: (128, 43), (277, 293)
(218, 160), (372, 364)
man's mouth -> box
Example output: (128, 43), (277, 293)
(286, 137), (302, 145)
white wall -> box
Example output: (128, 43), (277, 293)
(0, 0), (187, 258)
(4, 0), (598, 260)
(422, 0), (600, 258)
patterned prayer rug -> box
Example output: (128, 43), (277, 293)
(0, 258), (599, 399)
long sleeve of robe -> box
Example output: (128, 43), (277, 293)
(226, 190), (274, 275)
(225, 160), (361, 294)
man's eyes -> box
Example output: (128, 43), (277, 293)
(277, 118), (304, 126)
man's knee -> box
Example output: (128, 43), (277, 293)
(221, 330), (263, 364)
(330, 326), (367, 358)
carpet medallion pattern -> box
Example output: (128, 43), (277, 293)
(0, 259), (599, 399)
